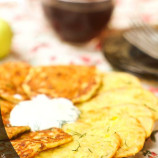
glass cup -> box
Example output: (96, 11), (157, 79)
(41, 0), (114, 43)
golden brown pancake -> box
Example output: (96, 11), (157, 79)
(1, 113), (30, 140)
(79, 87), (158, 120)
(0, 62), (30, 100)
(2, 114), (10, 126)
(80, 104), (154, 138)
(12, 140), (43, 158)
(36, 122), (121, 158)
(0, 81), (16, 98)
(108, 104), (154, 138)
(23, 65), (101, 103)
(5, 126), (30, 139)
(0, 99), (16, 115)
(0, 63), (156, 158)
(12, 128), (73, 158)
(81, 113), (146, 158)
(99, 72), (142, 93)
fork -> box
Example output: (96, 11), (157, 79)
(123, 21), (158, 59)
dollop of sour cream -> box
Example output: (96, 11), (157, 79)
(10, 95), (80, 131)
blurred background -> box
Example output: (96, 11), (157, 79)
(0, 0), (158, 71)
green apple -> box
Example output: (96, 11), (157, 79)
(0, 18), (13, 59)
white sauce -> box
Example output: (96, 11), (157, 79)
(10, 95), (80, 131)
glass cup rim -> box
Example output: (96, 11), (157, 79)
(42, 0), (114, 13)
(42, 0), (113, 4)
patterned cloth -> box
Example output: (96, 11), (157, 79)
(0, 0), (158, 157)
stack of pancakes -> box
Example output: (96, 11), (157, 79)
(0, 62), (158, 158)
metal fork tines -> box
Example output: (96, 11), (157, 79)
(123, 22), (158, 59)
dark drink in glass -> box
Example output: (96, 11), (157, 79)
(42, 0), (114, 43)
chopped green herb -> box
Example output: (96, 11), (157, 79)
(72, 141), (81, 152)
(144, 104), (156, 112)
(124, 140), (128, 147)
(79, 133), (86, 138)
(88, 148), (93, 153)
(100, 154), (109, 158)
(69, 129), (86, 138)
(61, 120), (67, 126)
(69, 130), (82, 136)
(33, 121), (40, 131)
(107, 126), (110, 132)
(78, 113), (82, 119)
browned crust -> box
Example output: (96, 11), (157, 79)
(11, 128), (73, 158)
(22, 65), (101, 103)
(5, 126), (30, 139)
(0, 62), (31, 100)
(0, 99), (16, 115)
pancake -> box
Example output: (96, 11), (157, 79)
(79, 87), (158, 120)
(80, 104), (154, 138)
(22, 66), (101, 103)
(87, 114), (146, 158)
(5, 126), (30, 139)
(36, 122), (121, 158)
(137, 117), (154, 138)
(107, 104), (154, 138)
(0, 95), (21, 104)
(2, 114), (10, 126)
(12, 139), (43, 158)
(0, 64), (155, 158)
(1, 111), (30, 140)
(99, 72), (141, 93)
(0, 81), (16, 100)
(12, 128), (72, 158)
(0, 62), (30, 100)
(0, 99), (16, 115)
